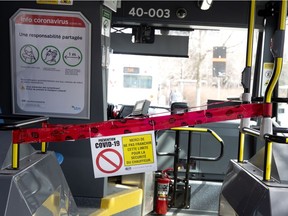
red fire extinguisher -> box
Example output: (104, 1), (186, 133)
(156, 169), (171, 215)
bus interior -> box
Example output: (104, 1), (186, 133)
(1, 0), (288, 216)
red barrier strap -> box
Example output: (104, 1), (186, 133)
(262, 103), (273, 117)
(13, 103), (264, 144)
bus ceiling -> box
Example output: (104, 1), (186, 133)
(110, 1), (270, 57)
(111, 1), (267, 30)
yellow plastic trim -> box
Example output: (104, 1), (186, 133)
(41, 142), (47, 153)
(12, 143), (19, 169)
(265, 141), (273, 181)
(90, 188), (143, 216)
(238, 133), (245, 162)
(40, 192), (62, 215)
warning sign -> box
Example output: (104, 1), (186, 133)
(122, 134), (154, 166)
(90, 131), (157, 178)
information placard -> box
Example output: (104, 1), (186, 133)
(90, 131), (157, 178)
(10, 9), (91, 119)
(261, 62), (273, 97)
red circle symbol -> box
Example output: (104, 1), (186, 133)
(96, 148), (123, 174)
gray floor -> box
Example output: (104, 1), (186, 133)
(78, 207), (98, 216)
(148, 209), (218, 216)
(78, 207), (218, 216)
(77, 180), (221, 216)
(78, 207), (99, 216)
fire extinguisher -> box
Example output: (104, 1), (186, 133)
(156, 169), (172, 215)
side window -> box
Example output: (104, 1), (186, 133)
(277, 21), (288, 127)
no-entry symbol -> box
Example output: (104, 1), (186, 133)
(96, 148), (123, 174)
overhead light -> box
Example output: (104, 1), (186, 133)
(199, 0), (213, 10)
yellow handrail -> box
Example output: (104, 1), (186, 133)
(263, 0), (287, 181)
(171, 127), (224, 161)
(238, 0), (256, 162)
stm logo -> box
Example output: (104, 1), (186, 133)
(72, 105), (81, 111)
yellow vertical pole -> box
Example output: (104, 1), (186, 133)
(246, 0), (256, 69)
(264, 141), (273, 180)
(238, 0), (255, 162)
(41, 122), (47, 153)
(12, 143), (19, 169)
(41, 141), (47, 153)
(238, 132), (245, 162)
(263, 0), (287, 181)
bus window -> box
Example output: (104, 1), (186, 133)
(278, 20), (288, 127)
(108, 28), (258, 109)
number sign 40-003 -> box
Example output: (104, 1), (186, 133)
(128, 7), (171, 19)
